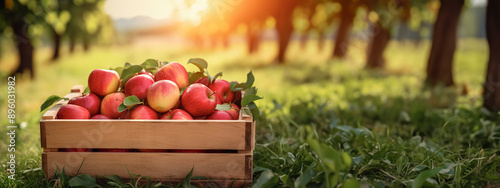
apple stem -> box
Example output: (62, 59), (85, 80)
(209, 91), (216, 98)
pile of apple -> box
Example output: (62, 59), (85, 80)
(53, 58), (260, 121)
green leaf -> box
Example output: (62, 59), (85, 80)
(412, 166), (445, 188)
(252, 170), (279, 188)
(118, 103), (128, 113)
(40, 95), (65, 112)
(246, 70), (255, 87)
(161, 61), (169, 67)
(241, 94), (263, 108)
(342, 178), (360, 188)
(294, 165), (316, 188)
(245, 87), (258, 96)
(216, 104), (231, 111)
(248, 102), (260, 119)
(142, 59), (159, 67)
(211, 72), (223, 83)
(68, 174), (101, 188)
(189, 72), (205, 85)
(114, 67), (124, 77)
(121, 95), (142, 111)
(231, 83), (248, 92)
(180, 167), (194, 188)
(124, 62), (132, 68)
(83, 86), (90, 94)
(105, 175), (127, 187)
(187, 58), (208, 73)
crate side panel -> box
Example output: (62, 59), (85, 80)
(44, 120), (247, 150)
(44, 152), (248, 180)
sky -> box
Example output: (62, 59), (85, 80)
(104, 0), (487, 20)
(104, 0), (208, 25)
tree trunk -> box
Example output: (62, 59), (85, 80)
(274, 6), (295, 64)
(483, 0), (500, 111)
(51, 29), (61, 61)
(247, 24), (260, 54)
(333, 1), (356, 58)
(69, 31), (76, 53)
(425, 0), (464, 86)
(11, 20), (34, 79)
(365, 21), (391, 69)
(83, 35), (90, 52)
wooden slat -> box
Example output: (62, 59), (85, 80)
(43, 120), (248, 150)
(40, 121), (46, 148)
(44, 152), (250, 181)
(41, 86), (84, 120)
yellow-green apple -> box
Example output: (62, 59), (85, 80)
(68, 93), (101, 116)
(181, 83), (217, 117)
(161, 109), (193, 120)
(101, 92), (126, 119)
(206, 110), (234, 120)
(194, 76), (210, 87)
(99, 149), (133, 152)
(57, 104), (91, 119)
(226, 103), (240, 120)
(124, 74), (154, 100)
(208, 79), (235, 104)
(154, 62), (189, 89)
(88, 69), (120, 97)
(91, 114), (110, 119)
(147, 80), (180, 113)
(129, 105), (159, 119)
(60, 148), (92, 152)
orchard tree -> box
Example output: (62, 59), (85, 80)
(0, 0), (48, 79)
(425, 0), (465, 86)
(332, 0), (361, 58)
(483, 0), (500, 111)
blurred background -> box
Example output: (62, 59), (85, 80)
(1, 0), (500, 186)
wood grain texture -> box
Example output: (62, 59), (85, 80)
(40, 121), (46, 148)
(44, 152), (251, 181)
(42, 120), (249, 150)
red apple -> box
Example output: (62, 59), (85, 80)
(99, 149), (133, 152)
(88, 69), (120, 97)
(129, 105), (159, 119)
(91, 114), (111, 119)
(124, 74), (154, 100)
(208, 79), (235, 104)
(155, 62), (189, 89)
(60, 148), (92, 152)
(181, 83), (217, 117)
(206, 110), (234, 120)
(68, 93), (101, 116)
(137, 149), (169, 152)
(226, 103), (240, 120)
(138, 70), (155, 79)
(161, 109), (193, 120)
(101, 92), (126, 119)
(147, 80), (180, 113)
(194, 76), (210, 87)
(57, 104), (91, 119)
(194, 116), (207, 120)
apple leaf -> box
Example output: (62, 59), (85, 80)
(118, 103), (128, 113)
(241, 94), (263, 108)
(120, 65), (144, 88)
(211, 72), (223, 83)
(187, 58), (208, 73)
(161, 61), (169, 67)
(114, 67), (124, 77)
(245, 70), (255, 88)
(189, 72), (204, 85)
(40, 95), (67, 112)
(216, 104), (232, 111)
(144, 66), (159, 75)
(123, 95), (142, 107)
(230, 82), (248, 92)
(83, 86), (90, 94)
(124, 62), (132, 68)
(245, 87), (258, 96)
(142, 59), (159, 67)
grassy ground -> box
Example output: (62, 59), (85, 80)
(0, 38), (499, 187)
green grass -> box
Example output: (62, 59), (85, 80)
(0, 38), (499, 187)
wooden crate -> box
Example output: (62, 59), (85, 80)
(40, 85), (255, 187)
